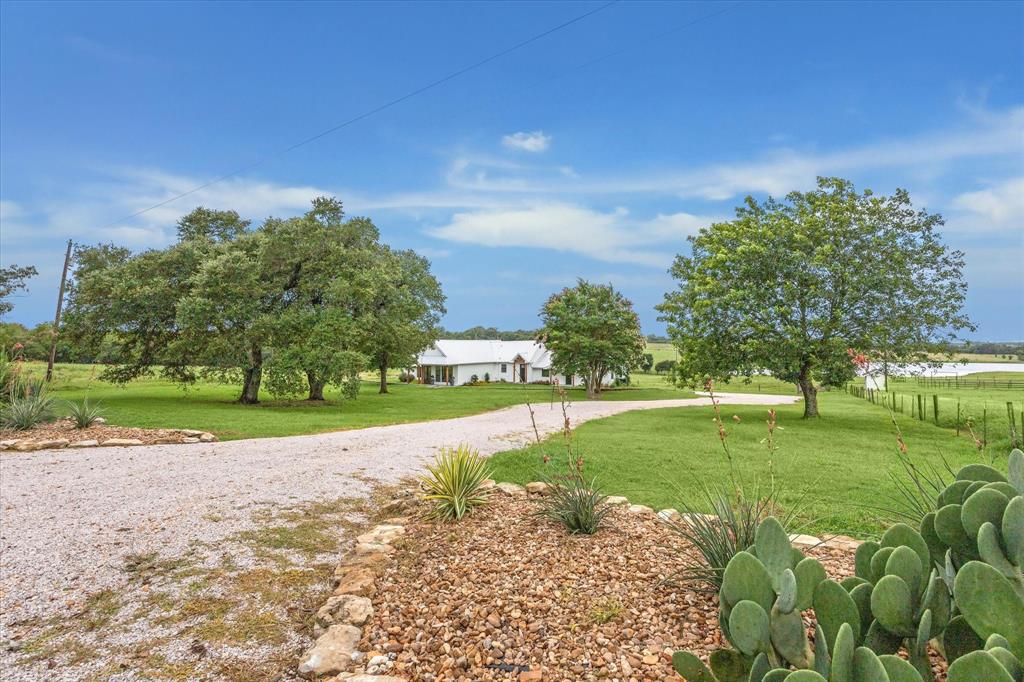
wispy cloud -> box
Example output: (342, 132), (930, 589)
(501, 131), (551, 153)
(429, 203), (718, 267)
(948, 177), (1024, 234)
(448, 106), (1024, 201)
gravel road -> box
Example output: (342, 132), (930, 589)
(0, 393), (796, 674)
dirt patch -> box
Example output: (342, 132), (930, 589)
(0, 418), (210, 448)
(363, 495), (860, 681)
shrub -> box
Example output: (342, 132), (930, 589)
(1, 390), (56, 430)
(65, 398), (104, 429)
(420, 444), (492, 521)
(536, 474), (611, 535)
(483, 372), (490, 383)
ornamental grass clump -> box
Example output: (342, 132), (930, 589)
(65, 398), (105, 429)
(1, 389), (55, 430)
(420, 444), (492, 521)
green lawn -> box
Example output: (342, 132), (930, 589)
(487, 390), (989, 538)
(21, 362), (694, 440)
(853, 371), (1023, 453)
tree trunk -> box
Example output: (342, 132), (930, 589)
(586, 367), (599, 399)
(798, 363), (819, 418)
(378, 353), (389, 394)
(239, 345), (263, 404)
(306, 371), (326, 401)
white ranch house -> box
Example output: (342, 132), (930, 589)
(416, 340), (590, 386)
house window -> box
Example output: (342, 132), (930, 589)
(501, 363), (507, 373)
(541, 369), (550, 377)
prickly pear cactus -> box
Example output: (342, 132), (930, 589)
(946, 634), (1023, 682)
(920, 448), (1023, 600)
(838, 523), (951, 680)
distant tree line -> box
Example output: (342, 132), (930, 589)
(951, 341), (1022, 359)
(438, 326), (538, 341)
(59, 197), (445, 403)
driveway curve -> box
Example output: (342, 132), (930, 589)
(0, 393), (797, 647)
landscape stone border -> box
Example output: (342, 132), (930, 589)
(297, 480), (862, 680)
(0, 428), (218, 452)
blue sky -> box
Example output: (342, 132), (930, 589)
(1, 1), (1022, 339)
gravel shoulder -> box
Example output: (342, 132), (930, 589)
(0, 393), (796, 678)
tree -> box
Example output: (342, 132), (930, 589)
(360, 247), (445, 394)
(0, 264), (38, 317)
(657, 177), (972, 418)
(639, 353), (654, 372)
(539, 279), (646, 399)
(655, 359), (677, 374)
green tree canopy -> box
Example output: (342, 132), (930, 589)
(540, 279), (646, 399)
(64, 197), (445, 405)
(0, 264), (38, 318)
(657, 177), (973, 417)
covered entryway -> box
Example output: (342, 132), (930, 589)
(511, 354), (528, 383)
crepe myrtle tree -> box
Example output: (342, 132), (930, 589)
(657, 177), (973, 418)
(0, 264), (38, 318)
(540, 279), (646, 399)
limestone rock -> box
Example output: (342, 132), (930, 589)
(606, 495), (629, 505)
(151, 436), (183, 444)
(177, 429), (204, 436)
(316, 594), (373, 629)
(0, 439), (19, 450)
(627, 504), (654, 515)
(789, 533), (822, 548)
(101, 438), (144, 447)
(93, 416), (107, 424)
(495, 482), (526, 496)
(333, 568), (376, 597)
(297, 624), (361, 678)
(199, 432), (217, 442)
(36, 439), (70, 450)
(525, 481), (550, 496)
(354, 542), (394, 556)
(479, 478), (497, 491)
(12, 441), (43, 451)
(68, 440), (100, 448)
(657, 508), (682, 523)
(356, 524), (404, 546)
(182, 437), (201, 444)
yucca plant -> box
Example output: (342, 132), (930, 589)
(420, 444), (492, 521)
(1, 390), (56, 430)
(65, 398), (105, 429)
(536, 474), (611, 535)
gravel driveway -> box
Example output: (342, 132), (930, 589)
(0, 393), (796, 678)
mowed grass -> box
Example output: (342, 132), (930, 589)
(487, 390), (988, 537)
(854, 371), (1023, 453)
(21, 362), (694, 440)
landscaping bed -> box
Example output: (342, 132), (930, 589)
(0, 419), (217, 451)
(328, 489), (863, 681)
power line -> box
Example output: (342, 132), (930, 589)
(101, 1), (620, 229)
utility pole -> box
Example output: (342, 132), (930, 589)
(45, 240), (73, 383)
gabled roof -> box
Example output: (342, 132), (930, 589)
(418, 340), (552, 367)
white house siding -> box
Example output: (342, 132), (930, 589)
(453, 363), (499, 385)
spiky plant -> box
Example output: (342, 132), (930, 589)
(420, 444), (492, 521)
(1, 390), (56, 430)
(536, 474), (611, 535)
(65, 398), (105, 429)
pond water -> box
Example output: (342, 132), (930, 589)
(885, 361), (1024, 377)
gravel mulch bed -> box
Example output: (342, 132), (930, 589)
(364, 495), (860, 681)
(0, 419), (209, 448)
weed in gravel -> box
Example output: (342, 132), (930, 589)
(588, 598), (623, 624)
(82, 589), (122, 630)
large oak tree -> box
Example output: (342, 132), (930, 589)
(657, 177), (973, 417)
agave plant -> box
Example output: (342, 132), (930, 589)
(65, 398), (105, 429)
(419, 444), (492, 521)
(1, 390), (56, 430)
(536, 474), (611, 535)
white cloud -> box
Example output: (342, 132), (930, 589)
(501, 131), (551, 153)
(448, 106), (1024, 201)
(429, 203), (716, 267)
(949, 177), (1024, 233)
